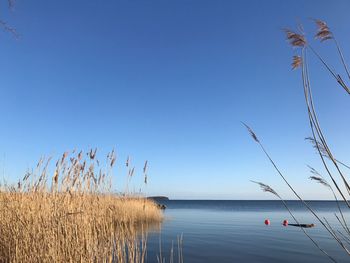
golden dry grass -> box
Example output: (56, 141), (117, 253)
(0, 150), (163, 262)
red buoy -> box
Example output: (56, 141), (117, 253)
(265, 219), (270, 225)
(283, 219), (288, 226)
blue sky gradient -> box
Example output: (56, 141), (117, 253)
(1, 0), (350, 199)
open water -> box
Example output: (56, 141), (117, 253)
(145, 200), (350, 262)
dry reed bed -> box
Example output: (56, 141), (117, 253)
(0, 150), (163, 262)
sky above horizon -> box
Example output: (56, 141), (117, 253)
(1, 0), (350, 199)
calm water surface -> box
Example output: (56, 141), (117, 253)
(145, 200), (350, 262)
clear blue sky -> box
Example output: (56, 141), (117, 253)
(0, 0), (349, 199)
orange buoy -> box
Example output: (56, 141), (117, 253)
(264, 219), (270, 225)
(283, 219), (288, 226)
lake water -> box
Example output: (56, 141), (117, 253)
(144, 200), (350, 262)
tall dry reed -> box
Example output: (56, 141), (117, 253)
(246, 19), (350, 262)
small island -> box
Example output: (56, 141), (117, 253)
(147, 196), (170, 201)
(148, 196), (169, 209)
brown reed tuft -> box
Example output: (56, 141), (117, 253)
(314, 19), (333, 42)
(250, 181), (279, 197)
(292, 55), (302, 70)
(241, 122), (259, 143)
(284, 29), (307, 47)
(309, 175), (331, 189)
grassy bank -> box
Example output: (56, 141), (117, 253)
(0, 150), (163, 262)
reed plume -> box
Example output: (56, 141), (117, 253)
(314, 19), (333, 42)
(284, 29), (307, 47)
(292, 55), (302, 70)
